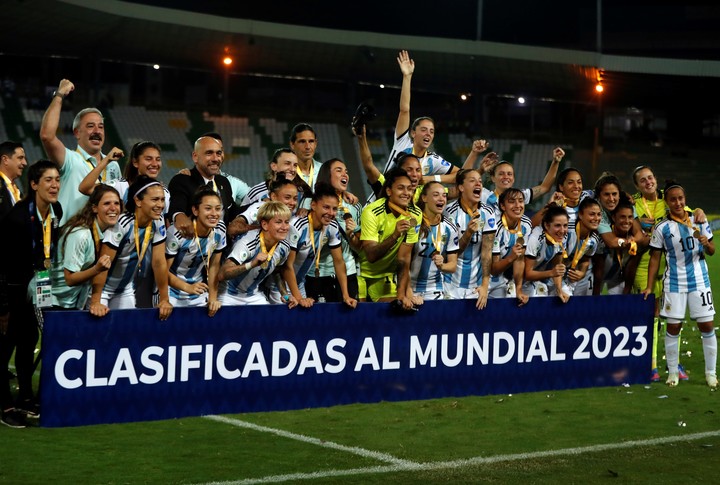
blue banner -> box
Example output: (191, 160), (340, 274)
(40, 295), (654, 427)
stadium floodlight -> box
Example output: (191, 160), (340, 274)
(518, 97), (526, 104)
(595, 83), (604, 93)
(223, 56), (233, 67)
(153, 64), (160, 70)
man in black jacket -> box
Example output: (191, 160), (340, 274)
(168, 136), (240, 238)
(0, 141), (27, 220)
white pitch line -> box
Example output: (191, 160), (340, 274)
(203, 414), (417, 466)
(196, 424), (720, 485)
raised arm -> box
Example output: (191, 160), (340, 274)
(356, 127), (381, 185)
(531, 147), (565, 199)
(40, 79), (76, 168)
(78, 148), (124, 195)
(395, 50), (414, 138)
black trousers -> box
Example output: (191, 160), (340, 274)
(305, 274), (359, 302)
(1, 287), (39, 410)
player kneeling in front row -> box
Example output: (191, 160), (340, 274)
(643, 180), (716, 388)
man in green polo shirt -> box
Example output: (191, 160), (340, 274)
(40, 79), (122, 224)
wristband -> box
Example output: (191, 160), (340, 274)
(244, 262), (253, 271)
(434, 175), (441, 182)
(52, 90), (65, 100)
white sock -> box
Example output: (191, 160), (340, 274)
(701, 330), (717, 376)
(665, 332), (679, 374)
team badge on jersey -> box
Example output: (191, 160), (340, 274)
(168, 240), (179, 251)
(239, 250), (248, 263)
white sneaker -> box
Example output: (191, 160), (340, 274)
(706, 373), (718, 389)
(666, 372), (679, 387)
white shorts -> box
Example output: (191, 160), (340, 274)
(489, 280), (534, 299)
(661, 290), (715, 322)
(267, 282), (305, 305)
(169, 294), (208, 307)
(606, 281), (624, 295)
(414, 290), (445, 301)
(102, 291), (136, 310)
(571, 274), (593, 297)
(444, 285), (479, 300)
(219, 291), (269, 306)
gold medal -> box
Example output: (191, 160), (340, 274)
(516, 237), (525, 246)
(693, 229), (701, 238)
(44, 258), (51, 269)
(260, 261), (268, 270)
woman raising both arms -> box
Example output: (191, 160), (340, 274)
(481, 148), (565, 218)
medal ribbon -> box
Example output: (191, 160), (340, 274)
(388, 200), (412, 219)
(42, 211), (52, 262)
(259, 231), (278, 269)
(78, 149), (107, 182)
(422, 215), (442, 252)
(193, 219), (214, 270)
(134, 217), (153, 269)
(639, 196), (659, 219)
(670, 213), (699, 235)
(296, 162), (314, 186)
(460, 200), (479, 219)
(545, 233), (568, 259)
(502, 214), (523, 238)
(307, 214), (324, 276)
(92, 220), (102, 257)
(570, 226), (590, 269)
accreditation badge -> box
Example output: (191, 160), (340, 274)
(35, 269), (53, 308)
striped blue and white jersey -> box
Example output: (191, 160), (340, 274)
(410, 215), (460, 293)
(565, 222), (600, 267)
(224, 229), (291, 297)
(166, 221), (227, 301)
(650, 216), (713, 293)
(562, 190), (594, 226)
(524, 225), (566, 275)
(102, 213), (166, 298)
(317, 201), (361, 277)
(443, 199), (496, 289)
(481, 188), (533, 220)
(239, 181), (269, 209)
(239, 200), (264, 226)
(287, 216), (343, 284)
(490, 215), (533, 288)
(383, 130), (454, 177)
